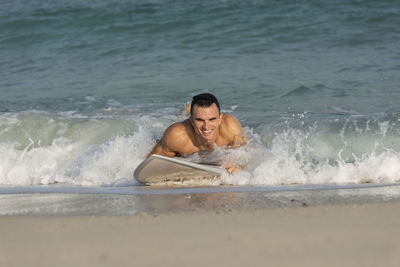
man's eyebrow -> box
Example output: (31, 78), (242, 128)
(195, 117), (218, 120)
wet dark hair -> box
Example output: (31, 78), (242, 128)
(190, 93), (221, 116)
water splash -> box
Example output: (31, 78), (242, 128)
(0, 109), (400, 187)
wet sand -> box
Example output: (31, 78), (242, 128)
(2, 183), (400, 216)
(1, 201), (400, 267)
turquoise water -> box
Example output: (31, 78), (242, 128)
(1, 0), (400, 187)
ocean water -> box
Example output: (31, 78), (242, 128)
(1, 0), (400, 188)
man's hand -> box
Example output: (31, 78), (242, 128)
(222, 163), (243, 174)
(229, 135), (247, 149)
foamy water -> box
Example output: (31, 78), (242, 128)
(0, 107), (399, 187)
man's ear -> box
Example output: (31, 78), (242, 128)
(219, 113), (223, 125)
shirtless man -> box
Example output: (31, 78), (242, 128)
(148, 93), (247, 174)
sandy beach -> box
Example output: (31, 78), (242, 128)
(1, 201), (400, 267)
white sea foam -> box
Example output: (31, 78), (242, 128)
(0, 126), (155, 186)
(73, 126), (155, 186)
(0, 111), (158, 186)
(0, 110), (399, 187)
(223, 125), (400, 186)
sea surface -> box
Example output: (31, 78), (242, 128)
(1, 0), (400, 190)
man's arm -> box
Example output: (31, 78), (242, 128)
(147, 141), (176, 158)
(220, 114), (247, 148)
(219, 114), (247, 174)
(147, 122), (190, 158)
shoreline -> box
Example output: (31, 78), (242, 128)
(1, 183), (400, 216)
(1, 201), (400, 267)
(1, 181), (399, 195)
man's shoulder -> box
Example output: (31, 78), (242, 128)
(222, 114), (239, 123)
(162, 120), (191, 145)
(164, 120), (189, 135)
(219, 114), (246, 147)
(221, 114), (242, 131)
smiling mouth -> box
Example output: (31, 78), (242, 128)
(201, 129), (213, 137)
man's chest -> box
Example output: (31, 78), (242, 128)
(182, 138), (230, 155)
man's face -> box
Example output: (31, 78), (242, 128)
(190, 103), (222, 144)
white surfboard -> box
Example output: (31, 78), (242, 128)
(134, 154), (226, 184)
